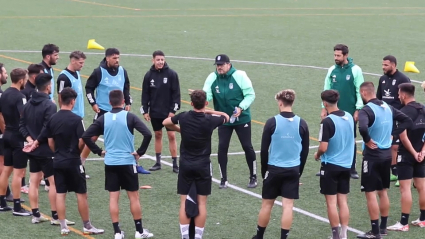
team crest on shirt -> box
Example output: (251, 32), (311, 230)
(346, 75), (351, 80)
(163, 78), (168, 84)
(332, 75), (336, 82)
(215, 85), (220, 93)
(229, 83), (233, 89)
(392, 79), (396, 85)
(150, 79), (155, 87)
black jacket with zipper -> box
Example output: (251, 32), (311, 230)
(141, 63), (181, 118)
(19, 91), (57, 157)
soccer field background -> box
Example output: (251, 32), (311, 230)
(0, 0), (425, 238)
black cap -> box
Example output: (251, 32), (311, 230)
(214, 54), (230, 65)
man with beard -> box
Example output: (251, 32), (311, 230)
(376, 55), (411, 187)
(319, 44), (364, 180)
(20, 73), (75, 225)
(0, 63), (13, 203)
(19, 63), (45, 194)
(141, 50), (181, 173)
(57, 51), (86, 112)
(83, 48), (132, 174)
(40, 44), (59, 101)
(0, 68), (31, 215)
(21, 64), (44, 101)
(356, 82), (411, 239)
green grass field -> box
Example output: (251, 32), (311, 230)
(1, 0), (425, 238)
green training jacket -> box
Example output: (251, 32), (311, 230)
(203, 66), (255, 126)
(322, 57), (364, 115)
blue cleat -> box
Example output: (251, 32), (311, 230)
(136, 165), (151, 174)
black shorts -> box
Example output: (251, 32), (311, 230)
(320, 165), (350, 195)
(391, 136), (399, 146)
(151, 118), (172, 132)
(105, 165), (139, 192)
(93, 109), (108, 123)
(360, 158), (391, 192)
(54, 166), (87, 194)
(29, 155), (54, 178)
(0, 137), (3, 156)
(3, 131), (27, 169)
(397, 154), (425, 180)
(262, 170), (299, 200)
(177, 162), (212, 196)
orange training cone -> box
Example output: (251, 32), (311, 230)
(87, 39), (105, 50)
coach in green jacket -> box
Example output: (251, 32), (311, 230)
(318, 44), (364, 179)
(203, 54), (257, 189)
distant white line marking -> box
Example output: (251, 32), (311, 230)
(0, 49), (421, 83)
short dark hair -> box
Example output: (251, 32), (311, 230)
(0, 63), (4, 73)
(60, 87), (77, 105)
(105, 48), (120, 57)
(35, 73), (52, 91)
(70, 51), (86, 60)
(27, 64), (44, 75)
(190, 90), (207, 110)
(10, 68), (27, 84)
(275, 89), (296, 106)
(383, 55), (397, 66)
(333, 44), (349, 55)
(152, 50), (165, 58)
(321, 90), (340, 104)
(109, 90), (124, 107)
(42, 44), (59, 58)
(399, 83), (415, 96)
(360, 81), (375, 93)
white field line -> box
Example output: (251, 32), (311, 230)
(88, 137), (365, 234)
(0, 49), (421, 84)
(91, 138), (363, 158)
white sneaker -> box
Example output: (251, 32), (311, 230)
(86, 174), (90, 179)
(135, 229), (154, 238)
(61, 228), (70, 235)
(31, 215), (49, 224)
(40, 180), (46, 186)
(83, 226), (104, 235)
(114, 231), (125, 239)
(51, 219), (76, 225)
(387, 221), (409, 231)
(411, 218), (425, 227)
(44, 185), (49, 192)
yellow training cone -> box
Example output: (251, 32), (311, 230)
(87, 39), (105, 50)
(404, 61), (420, 73)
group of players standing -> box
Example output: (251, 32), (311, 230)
(0, 42), (424, 239)
(252, 44), (425, 239)
(0, 44), (259, 239)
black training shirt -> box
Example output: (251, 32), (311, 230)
(261, 112), (309, 178)
(40, 110), (85, 168)
(358, 98), (412, 160)
(0, 87), (27, 131)
(82, 108), (152, 157)
(85, 59), (132, 107)
(19, 91), (57, 157)
(141, 63), (181, 118)
(318, 110), (352, 171)
(21, 81), (36, 101)
(171, 111), (226, 164)
(376, 70), (411, 110)
(57, 68), (79, 94)
(399, 101), (425, 154)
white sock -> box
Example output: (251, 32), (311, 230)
(195, 226), (204, 239)
(340, 225), (348, 238)
(180, 224), (189, 238)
